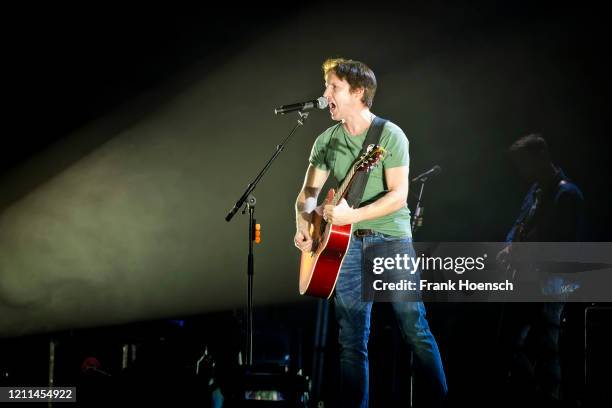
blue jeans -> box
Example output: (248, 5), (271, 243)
(334, 233), (448, 407)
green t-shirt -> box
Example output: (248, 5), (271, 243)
(309, 118), (412, 237)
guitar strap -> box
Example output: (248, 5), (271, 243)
(343, 116), (388, 208)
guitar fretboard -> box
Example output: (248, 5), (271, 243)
(333, 165), (357, 205)
(331, 145), (383, 206)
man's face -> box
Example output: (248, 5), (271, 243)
(512, 152), (540, 183)
(323, 72), (364, 121)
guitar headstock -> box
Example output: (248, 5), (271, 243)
(356, 144), (386, 172)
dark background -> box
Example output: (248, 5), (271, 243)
(2, 1), (611, 406)
(5, 1), (611, 238)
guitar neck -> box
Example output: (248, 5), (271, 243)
(332, 145), (383, 205)
(333, 166), (356, 205)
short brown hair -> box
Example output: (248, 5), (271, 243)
(509, 133), (550, 161)
(322, 58), (377, 108)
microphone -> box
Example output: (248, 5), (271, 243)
(274, 97), (328, 115)
(411, 165), (442, 183)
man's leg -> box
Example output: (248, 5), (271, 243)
(334, 236), (373, 408)
(364, 235), (448, 401)
(392, 300), (448, 399)
(498, 302), (536, 405)
(530, 302), (564, 403)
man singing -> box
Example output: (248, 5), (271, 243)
(294, 58), (447, 407)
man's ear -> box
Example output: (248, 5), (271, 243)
(351, 87), (365, 101)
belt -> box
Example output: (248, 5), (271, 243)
(353, 229), (376, 237)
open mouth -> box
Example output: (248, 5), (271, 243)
(329, 101), (337, 113)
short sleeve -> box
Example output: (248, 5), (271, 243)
(308, 127), (336, 171)
(381, 122), (409, 169)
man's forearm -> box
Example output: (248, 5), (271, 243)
(353, 190), (407, 223)
(295, 188), (319, 230)
(295, 199), (311, 230)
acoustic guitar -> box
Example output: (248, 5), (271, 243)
(299, 144), (385, 298)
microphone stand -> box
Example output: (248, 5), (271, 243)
(411, 178), (427, 233)
(406, 172), (434, 407)
(225, 110), (311, 367)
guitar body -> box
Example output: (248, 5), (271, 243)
(299, 189), (352, 298)
(297, 144), (385, 298)
(299, 215), (352, 298)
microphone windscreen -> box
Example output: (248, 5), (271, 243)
(317, 97), (328, 109)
